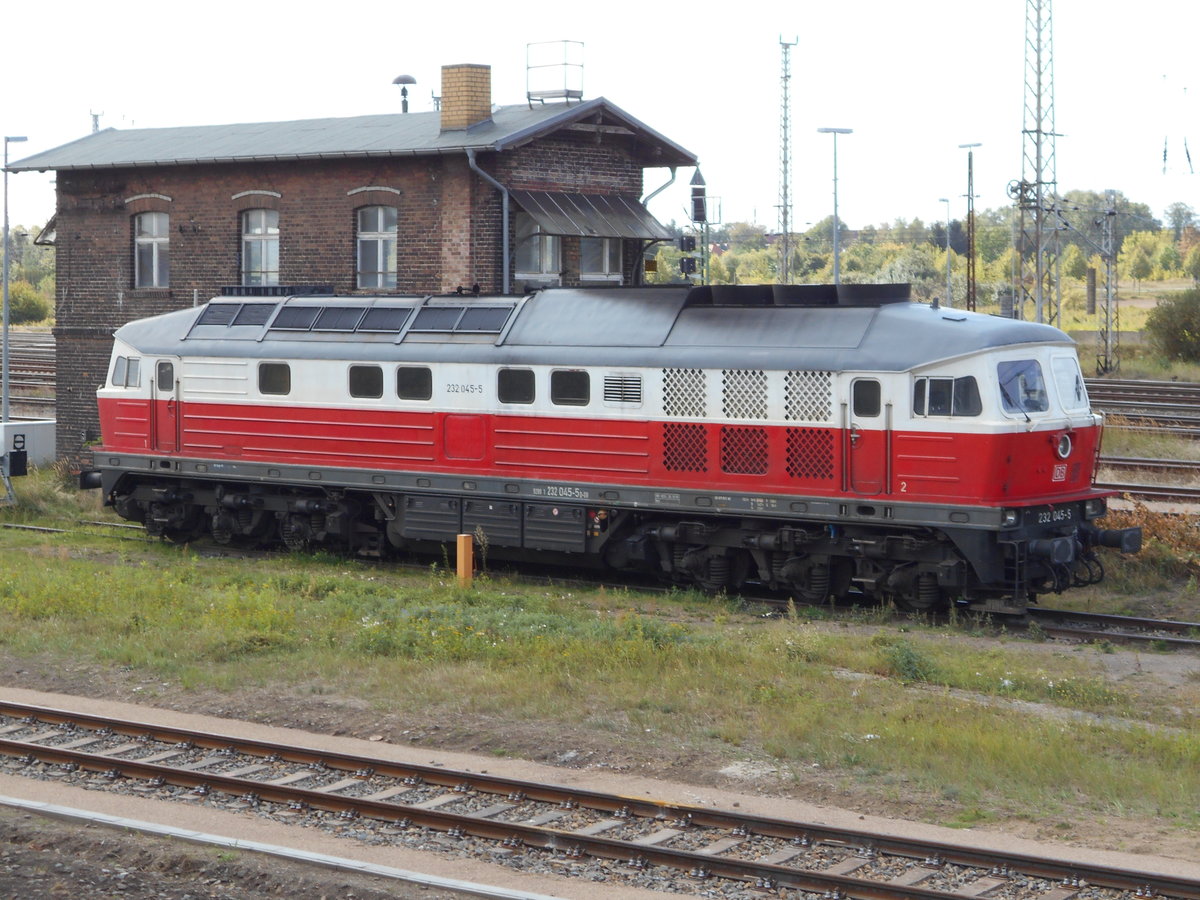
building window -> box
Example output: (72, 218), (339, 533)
(134, 212), (169, 288)
(514, 213), (560, 282)
(580, 237), (621, 282)
(242, 209), (279, 286)
(357, 206), (398, 289)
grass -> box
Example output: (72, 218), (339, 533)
(2, 469), (1200, 833)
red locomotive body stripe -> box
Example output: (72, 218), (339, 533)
(97, 397), (1102, 508)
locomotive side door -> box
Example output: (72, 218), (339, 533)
(847, 378), (886, 495)
(149, 358), (181, 453)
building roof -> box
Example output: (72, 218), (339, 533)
(7, 98), (697, 173)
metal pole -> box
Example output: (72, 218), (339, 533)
(3, 135), (29, 425)
(959, 143), (981, 311)
(817, 128), (852, 285)
(939, 197), (952, 307)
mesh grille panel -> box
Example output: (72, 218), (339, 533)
(722, 369), (767, 419)
(662, 368), (706, 417)
(662, 423), (708, 472)
(720, 426), (768, 475)
(785, 370), (834, 422)
(786, 427), (835, 480)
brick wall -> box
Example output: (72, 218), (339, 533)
(54, 133), (653, 463)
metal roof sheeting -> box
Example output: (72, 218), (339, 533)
(7, 98), (697, 172)
(511, 190), (672, 240)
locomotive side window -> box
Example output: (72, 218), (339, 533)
(912, 376), (981, 417)
(396, 366), (432, 400)
(258, 362), (291, 395)
(112, 356), (141, 388)
(349, 364), (383, 399)
(997, 360), (1048, 414)
(852, 379), (881, 417)
(498, 368), (535, 404)
(1051, 357), (1089, 413)
(550, 370), (589, 406)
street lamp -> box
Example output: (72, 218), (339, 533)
(939, 197), (952, 308)
(816, 128), (852, 284)
(392, 74), (417, 113)
(3, 135), (28, 425)
(958, 143), (981, 311)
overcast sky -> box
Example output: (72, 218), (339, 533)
(4, 0), (1196, 235)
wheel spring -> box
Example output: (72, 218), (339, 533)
(917, 572), (940, 607)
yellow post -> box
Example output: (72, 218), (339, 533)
(456, 533), (473, 588)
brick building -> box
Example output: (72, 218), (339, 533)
(9, 63), (697, 463)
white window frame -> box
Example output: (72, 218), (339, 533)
(580, 236), (622, 283)
(241, 209), (280, 286)
(134, 212), (169, 288)
(515, 212), (561, 283)
(357, 206), (398, 289)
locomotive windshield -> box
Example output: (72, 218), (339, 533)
(997, 359), (1048, 414)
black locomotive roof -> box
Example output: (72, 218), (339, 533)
(113, 284), (1071, 372)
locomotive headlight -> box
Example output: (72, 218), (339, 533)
(1083, 497), (1106, 519)
(1000, 509), (1020, 528)
(1054, 433), (1072, 459)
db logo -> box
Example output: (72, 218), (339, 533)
(1052, 464), (1067, 482)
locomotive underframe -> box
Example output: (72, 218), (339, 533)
(90, 452), (1140, 613)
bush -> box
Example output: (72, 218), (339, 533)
(1144, 288), (1200, 360)
(6, 280), (50, 324)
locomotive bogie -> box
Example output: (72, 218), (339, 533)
(85, 284), (1141, 612)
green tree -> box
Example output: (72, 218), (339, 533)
(1165, 202), (1196, 242)
(1183, 245), (1200, 285)
(726, 222), (767, 251)
(1060, 243), (1088, 280)
(7, 280), (50, 324)
(1145, 288), (1200, 360)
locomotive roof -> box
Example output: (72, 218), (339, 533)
(112, 284), (1071, 372)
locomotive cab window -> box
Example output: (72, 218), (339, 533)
(852, 379), (881, 417)
(111, 356), (141, 388)
(396, 366), (432, 400)
(913, 376), (981, 417)
(1051, 356), (1089, 413)
(550, 370), (589, 406)
(259, 362), (291, 396)
(498, 368), (535, 404)
(998, 360), (1048, 414)
(349, 364), (383, 399)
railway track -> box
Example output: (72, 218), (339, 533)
(0, 700), (1195, 899)
(1027, 608), (1200, 649)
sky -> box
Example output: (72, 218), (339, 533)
(3, 0), (1197, 236)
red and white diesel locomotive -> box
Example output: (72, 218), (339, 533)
(84, 282), (1140, 613)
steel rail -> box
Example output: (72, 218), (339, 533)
(0, 702), (1197, 898)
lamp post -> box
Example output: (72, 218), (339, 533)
(958, 143), (981, 311)
(816, 128), (852, 284)
(3, 135), (28, 425)
(939, 197), (952, 308)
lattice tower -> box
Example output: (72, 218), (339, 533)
(778, 37), (798, 283)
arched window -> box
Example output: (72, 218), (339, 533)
(357, 206), (398, 288)
(134, 212), (169, 288)
(241, 209), (279, 286)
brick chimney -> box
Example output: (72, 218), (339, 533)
(440, 64), (492, 131)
